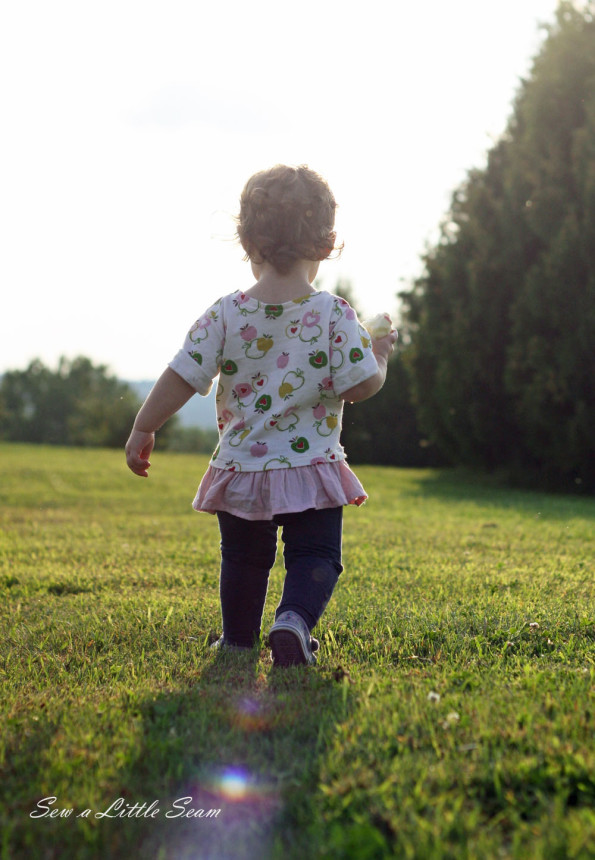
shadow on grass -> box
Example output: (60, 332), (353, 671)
(4, 648), (348, 860)
(410, 468), (595, 520)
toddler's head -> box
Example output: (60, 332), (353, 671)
(236, 164), (339, 275)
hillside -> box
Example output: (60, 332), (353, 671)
(128, 380), (217, 429)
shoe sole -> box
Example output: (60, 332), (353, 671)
(269, 629), (314, 667)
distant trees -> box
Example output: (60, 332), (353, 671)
(400, 2), (595, 491)
(0, 357), (143, 448)
(165, 425), (219, 454)
(0, 356), (218, 453)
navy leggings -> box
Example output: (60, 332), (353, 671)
(216, 507), (344, 648)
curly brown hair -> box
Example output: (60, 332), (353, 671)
(236, 164), (341, 275)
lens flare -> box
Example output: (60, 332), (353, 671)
(217, 767), (250, 801)
(138, 768), (280, 859)
(228, 694), (273, 732)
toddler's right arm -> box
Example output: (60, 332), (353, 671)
(125, 368), (195, 476)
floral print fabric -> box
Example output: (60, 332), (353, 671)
(169, 289), (378, 473)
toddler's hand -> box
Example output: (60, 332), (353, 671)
(125, 429), (155, 477)
(372, 329), (398, 364)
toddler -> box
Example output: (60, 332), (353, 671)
(125, 164), (396, 666)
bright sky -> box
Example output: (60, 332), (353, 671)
(1, 0), (561, 380)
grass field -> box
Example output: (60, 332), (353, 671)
(1, 442), (594, 859)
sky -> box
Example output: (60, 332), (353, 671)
(1, 0), (562, 381)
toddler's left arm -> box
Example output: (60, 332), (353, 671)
(340, 330), (397, 403)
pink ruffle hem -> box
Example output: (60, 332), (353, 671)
(193, 461), (367, 520)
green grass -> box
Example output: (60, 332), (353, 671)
(1, 442), (594, 859)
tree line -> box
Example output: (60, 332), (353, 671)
(0, 357), (140, 448)
(2, 4), (593, 489)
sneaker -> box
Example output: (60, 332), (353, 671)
(210, 636), (252, 653)
(268, 611), (318, 667)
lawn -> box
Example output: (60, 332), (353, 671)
(0, 443), (594, 859)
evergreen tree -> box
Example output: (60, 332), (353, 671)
(505, 3), (595, 489)
(341, 348), (446, 467)
(400, 2), (595, 491)
(328, 279), (444, 466)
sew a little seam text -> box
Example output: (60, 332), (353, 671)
(30, 796), (221, 819)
